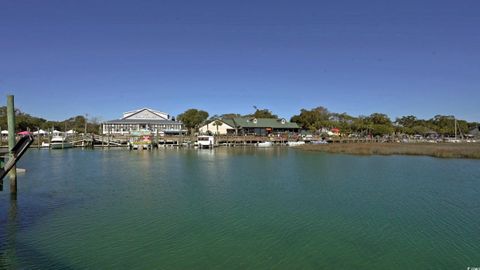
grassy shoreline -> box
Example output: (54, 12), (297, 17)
(298, 143), (480, 159)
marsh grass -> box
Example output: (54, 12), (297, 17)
(298, 143), (480, 159)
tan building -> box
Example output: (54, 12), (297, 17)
(199, 117), (299, 136)
(199, 119), (236, 135)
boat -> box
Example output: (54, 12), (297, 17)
(197, 135), (214, 149)
(129, 135), (152, 150)
(311, 140), (328, 145)
(50, 136), (74, 149)
(257, 141), (273, 147)
(287, 141), (305, 147)
(40, 142), (50, 148)
(129, 142), (152, 150)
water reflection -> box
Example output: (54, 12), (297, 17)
(1, 148), (479, 269)
(1, 188), (78, 269)
(0, 195), (17, 268)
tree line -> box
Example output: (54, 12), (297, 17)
(2, 105), (478, 137)
(0, 106), (101, 134)
(290, 106), (478, 137)
(178, 106), (479, 137)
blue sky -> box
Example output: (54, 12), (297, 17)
(0, 0), (479, 122)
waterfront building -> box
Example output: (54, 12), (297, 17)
(102, 108), (185, 135)
(199, 117), (299, 136)
(469, 126), (480, 138)
(199, 119), (236, 135)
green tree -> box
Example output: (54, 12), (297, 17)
(429, 115), (457, 135)
(366, 113), (391, 125)
(246, 106), (278, 119)
(220, 113), (241, 119)
(290, 106), (331, 131)
(362, 113), (394, 136)
(212, 119), (223, 135)
(178, 109), (209, 134)
(396, 115), (417, 128)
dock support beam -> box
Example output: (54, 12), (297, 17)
(7, 95), (17, 195)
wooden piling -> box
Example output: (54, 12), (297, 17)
(37, 128), (40, 148)
(7, 95), (17, 194)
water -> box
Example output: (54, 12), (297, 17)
(1, 148), (480, 269)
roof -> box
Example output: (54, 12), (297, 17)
(123, 108), (169, 119)
(469, 126), (480, 136)
(220, 117), (299, 129)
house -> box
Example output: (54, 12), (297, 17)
(199, 119), (236, 135)
(199, 117), (299, 136)
(469, 126), (480, 138)
(317, 127), (340, 136)
(102, 108), (185, 135)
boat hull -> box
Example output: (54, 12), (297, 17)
(258, 142), (273, 147)
(50, 142), (74, 149)
(287, 141), (305, 147)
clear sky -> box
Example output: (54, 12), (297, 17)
(0, 0), (479, 122)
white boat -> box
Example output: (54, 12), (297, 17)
(129, 142), (152, 150)
(197, 135), (214, 149)
(287, 141), (305, 147)
(257, 141), (273, 147)
(50, 136), (73, 149)
(41, 142), (50, 148)
(311, 140), (328, 145)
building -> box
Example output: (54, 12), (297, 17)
(199, 117), (300, 136)
(199, 119), (236, 135)
(102, 108), (185, 135)
(469, 126), (480, 138)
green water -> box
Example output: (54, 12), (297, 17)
(1, 148), (479, 269)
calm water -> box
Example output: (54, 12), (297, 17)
(1, 148), (479, 269)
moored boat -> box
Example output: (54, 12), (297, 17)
(287, 141), (305, 147)
(50, 136), (74, 149)
(197, 135), (214, 149)
(257, 141), (273, 147)
(311, 140), (328, 145)
(128, 135), (153, 150)
(40, 142), (50, 149)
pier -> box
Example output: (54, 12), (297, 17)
(22, 134), (400, 149)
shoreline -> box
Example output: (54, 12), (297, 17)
(297, 143), (480, 159)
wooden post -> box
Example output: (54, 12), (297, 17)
(37, 128), (40, 148)
(7, 95), (17, 194)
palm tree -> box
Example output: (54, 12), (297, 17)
(212, 120), (222, 135)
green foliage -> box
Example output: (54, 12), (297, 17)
(177, 108), (209, 134)
(290, 106), (332, 131)
(220, 113), (242, 119)
(366, 113), (391, 125)
(1, 104), (477, 137)
(290, 106), (480, 137)
(212, 119), (223, 134)
(0, 106), (100, 133)
(245, 107), (278, 119)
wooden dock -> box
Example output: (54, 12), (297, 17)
(18, 134), (419, 150)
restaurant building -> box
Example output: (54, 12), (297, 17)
(102, 108), (185, 135)
(199, 117), (300, 136)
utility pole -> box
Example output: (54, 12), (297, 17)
(454, 117), (457, 140)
